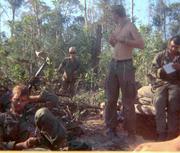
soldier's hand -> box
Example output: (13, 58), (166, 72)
(25, 137), (38, 149)
(13, 137), (38, 150)
(73, 71), (77, 75)
(172, 63), (180, 70)
(108, 34), (117, 46)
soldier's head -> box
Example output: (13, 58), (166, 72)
(111, 5), (126, 22)
(69, 47), (76, 56)
(11, 84), (30, 114)
(168, 35), (180, 55)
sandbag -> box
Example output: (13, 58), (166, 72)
(138, 97), (153, 105)
(135, 104), (156, 116)
(138, 85), (154, 98)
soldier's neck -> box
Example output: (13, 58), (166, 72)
(116, 18), (127, 27)
(70, 56), (75, 62)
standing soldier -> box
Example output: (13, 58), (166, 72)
(58, 47), (80, 98)
(105, 5), (144, 144)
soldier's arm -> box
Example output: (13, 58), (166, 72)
(151, 53), (166, 79)
(29, 92), (58, 104)
(28, 90), (59, 104)
(116, 23), (144, 49)
(128, 23), (145, 49)
(58, 59), (66, 73)
(29, 95), (40, 103)
(13, 137), (38, 150)
(172, 63), (180, 71)
(74, 61), (81, 75)
(13, 142), (27, 150)
(109, 33), (117, 47)
(0, 118), (16, 150)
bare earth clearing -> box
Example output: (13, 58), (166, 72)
(76, 114), (155, 151)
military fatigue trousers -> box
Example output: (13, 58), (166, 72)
(154, 83), (180, 137)
(105, 58), (137, 132)
(62, 77), (76, 97)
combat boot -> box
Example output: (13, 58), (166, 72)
(124, 131), (136, 144)
(105, 128), (124, 143)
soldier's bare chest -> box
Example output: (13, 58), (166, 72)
(114, 24), (131, 37)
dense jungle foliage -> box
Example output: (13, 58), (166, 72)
(0, 0), (179, 105)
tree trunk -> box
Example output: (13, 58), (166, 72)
(148, 0), (152, 24)
(91, 0), (94, 24)
(84, 0), (88, 27)
(163, 1), (167, 41)
(92, 24), (102, 74)
(34, 1), (41, 42)
(10, 8), (15, 38)
(130, 0), (134, 23)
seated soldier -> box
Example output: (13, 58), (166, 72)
(0, 84), (66, 150)
(151, 35), (180, 141)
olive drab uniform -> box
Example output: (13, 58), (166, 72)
(0, 111), (30, 150)
(58, 57), (80, 97)
(151, 50), (180, 139)
(0, 91), (12, 113)
(0, 91), (66, 150)
(105, 59), (137, 133)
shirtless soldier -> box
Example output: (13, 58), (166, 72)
(105, 5), (145, 144)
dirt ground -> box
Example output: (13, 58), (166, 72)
(76, 114), (155, 151)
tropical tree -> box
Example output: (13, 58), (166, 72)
(7, 0), (24, 38)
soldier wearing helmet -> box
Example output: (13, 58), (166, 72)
(58, 47), (80, 98)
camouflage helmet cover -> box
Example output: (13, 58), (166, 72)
(35, 107), (66, 145)
(69, 47), (76, 54)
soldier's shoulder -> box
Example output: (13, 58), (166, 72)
(0, 112), (7, 121)
(65, 57), (71, 60)
(75, 59), (80, 63)
(62, 57), (70, 63)
(155, 50), (167, 58)
(160, 50), (166, 54)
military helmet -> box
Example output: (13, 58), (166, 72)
(69, 47), (76, 54)
(35, 107), (66, 148)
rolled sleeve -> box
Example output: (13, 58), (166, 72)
(39, 90), (59, 103)
(156, 67), (164, 78)
(7, 141), (16, 150)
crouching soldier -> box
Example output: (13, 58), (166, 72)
(0, 84), (66, 150)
